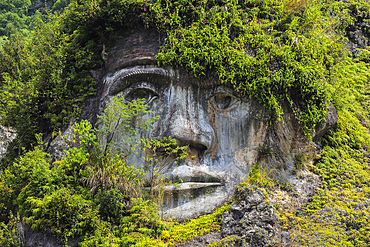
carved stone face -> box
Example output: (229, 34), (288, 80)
(99, 29), (268, 220)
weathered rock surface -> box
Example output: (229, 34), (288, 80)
(15, 224), (78, 247)
(219, 187), (277, 247)
(0, 121), (16, 159)
(176, 232), (222, 247)
(45, 124), (74, 163)
(346, 17), (370, 55)
(81, 28), (338, 221)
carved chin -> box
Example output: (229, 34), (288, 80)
(162, 185), (229, 220)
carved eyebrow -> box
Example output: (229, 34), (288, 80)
(107, 67), (170, 95)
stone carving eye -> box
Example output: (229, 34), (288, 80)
(212, 93), (234, 110)
(126, 88), (158, 105)
(214, 94), (231, 109)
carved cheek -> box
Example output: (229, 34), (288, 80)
(210, 100), (257, 156)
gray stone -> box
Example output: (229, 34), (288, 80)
(16, 224), (78, 247)
(176, 232), (222, 247)
(345, 13), (370, 55)
(221, 187), (276, 247)
(46, 124), (74, 163)
(0, 120), (16, 158)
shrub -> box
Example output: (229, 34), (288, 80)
(241, 163), (275, 188)
(0, 213), (22, 247)
(0, 172), (14, 222)
(95, 188), (130, 225)
(115, 199), (167, 246)
(25, 187), (97, 242)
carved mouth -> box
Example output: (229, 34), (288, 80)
(145, 165), (225, 191)
(163, 182), (222, 191)
(163, 171), (224, 191)
(171, 174), (222, 183)
(144, 181), (222, 192)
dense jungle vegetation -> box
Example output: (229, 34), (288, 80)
(0, 0), (72, 38)
(1, 0), (370, 246)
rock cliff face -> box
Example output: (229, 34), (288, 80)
(0, 28), (337, 223)
(62, 28), (337, 221)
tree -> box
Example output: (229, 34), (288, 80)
(0, 0), (32, 36)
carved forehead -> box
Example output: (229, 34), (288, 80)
(104, 28), (223, 88)
(104, 28), (162, 74)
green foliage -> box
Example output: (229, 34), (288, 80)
(160, 203), (231, 245)
(257, 145), (273, 158)
(79, 221), (120, 247)
(152, 0), (345, 136)
(5, 147), (55, 217)
(0, 0), (32, 36)
(0, 96), (167, 244)
(0, 15), (95, 162)
(0, 146), (91, 242)
(279, 56), (370, 245)
(0, 0), (73, 38)
(0, 213), (22, 247)
(209, 235), (241, 247)
(115, 199), (167, 246)
(94, 188), (130, 225)
(52, 0), (72, 13)
(97, 96), (158, 154)
(83, 96), (160, 200)
(25, 187), (98, 241)
(0, 172), (14, 222)
(241, 163), (275, 188)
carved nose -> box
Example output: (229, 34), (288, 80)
(168, 113), (215, 153)
(152, 86), (216, 154)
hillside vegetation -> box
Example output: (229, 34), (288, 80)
(1, 0), (370, 246)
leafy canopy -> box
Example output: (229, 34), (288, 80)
(0, 0), (356, 160)
(59, 0), (352, 135)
